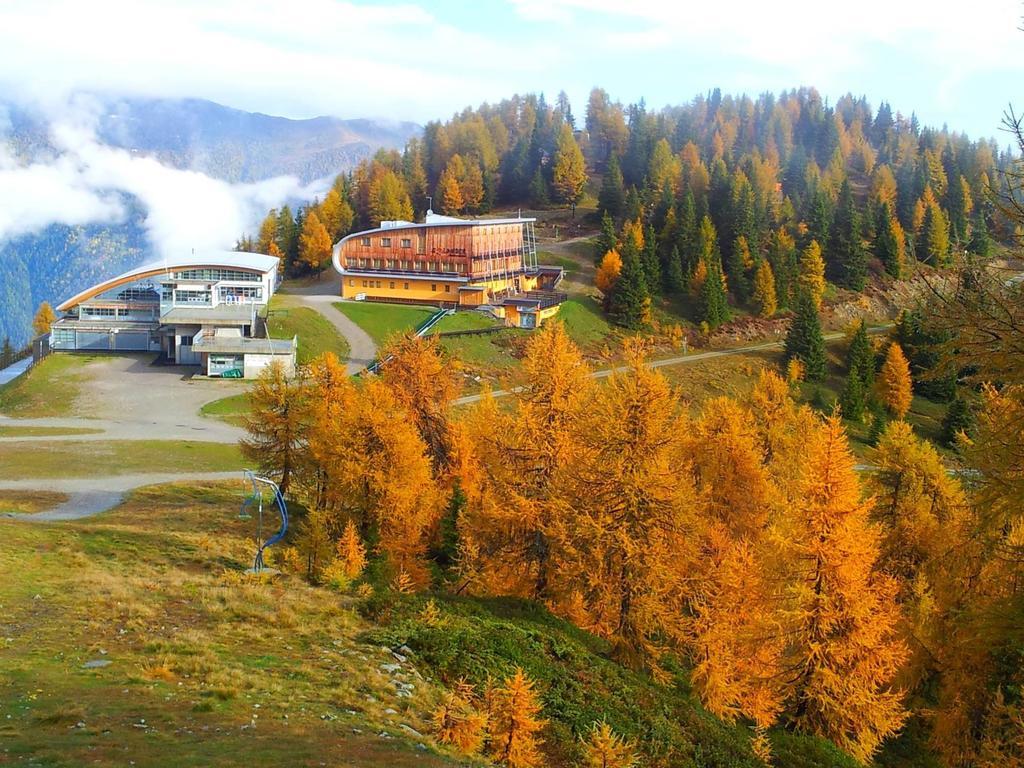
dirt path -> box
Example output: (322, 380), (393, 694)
(453, 328), (887, 406)
(285, 275), (377, 374)
(0, 471), (243, 521)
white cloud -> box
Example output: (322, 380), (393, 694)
(0, 98), (323, 257)
(0, 0), (556, 122)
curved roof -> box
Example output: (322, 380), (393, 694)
(331, 211), (536, 274)
(57, 250), (279, 311)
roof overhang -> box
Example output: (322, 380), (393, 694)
(57, 251), (279, 312)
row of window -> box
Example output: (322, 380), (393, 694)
(217, 286), (263, 301)
(360, 236), (421, 250)
(349, 279), (452, 294)
(174, 269), (262, 282)
(174, 290), (212, 304)
(348, 258), (464, 273)
(81, 306), (158, 319)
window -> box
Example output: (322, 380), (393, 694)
(362, 280), (367, 287)
(381, 237), (391, 248)
(361, 237), (371, 246)
(179, 335), (193, 347)
(389, 281), (395, 289)
(218, 285), (263, 303)
(430, 284), (436, 292)
(417, 233), (426, 254)
(83, 307), (116, 317)
(174, 268), (259, 282)
(401, 238), (411, 248)
(52, 328), (75, 347)
(404, 282), (409, 290)
(445, 284), (451, 293)
(376, 280), (382, 288)
(349, 279), (355, 286)
(174, 290), (211, 304)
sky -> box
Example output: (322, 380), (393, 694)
(0, 0), (1021, 261)
(1, 0), (1021, 140)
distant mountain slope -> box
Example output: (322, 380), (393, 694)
(0, 96), (421, 347)
(94, 98), (420, 184)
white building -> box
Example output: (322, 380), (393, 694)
(51, 251), (295, 378)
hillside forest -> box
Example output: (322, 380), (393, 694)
(251, 86), (1012, 333)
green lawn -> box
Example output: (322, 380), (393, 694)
(266, 301), (350, 365)
(0, 440), (246, 479)
(555, 296), (615, 351)
(333, 301), (437, 346)
(0, 354), (99, 418)
(440, 329), (527, 378)
(430, 311), (501, 334)
(536, 251), (582, 276)
(200, 393), (251, 427)
(0, 425), (103, 437)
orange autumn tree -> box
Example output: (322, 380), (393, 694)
(457, 321), (593, 599)
(488, 668), (546, 768)
(335, 518), (367, 579)
(580, 721), (638, 768)
(379, 333), (461, 471)
(307, 370), (440, 587)
(596, 249), (623, 306)
(878, 342), (913, 419)
(555, 339), (698, 672)
(784, 414), (908, 762)
(433, 679), (488, 755)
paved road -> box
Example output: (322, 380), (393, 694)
(0, 357), (33, 387)
(0, 355), (245, 444)
(285, 276), (377, 374)
(0, 471), (243, 521)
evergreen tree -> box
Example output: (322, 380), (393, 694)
(699, 259), (730, 328)
(595, 212), (618, 265)
(968, 215), (991, 257)
(768, 229), (798, 309)
(784, 291), (827, 381)
(829, 179), (867, 290)
(276, 205), (299, 270)
(873, 203), (903, 278)
(847, 320), (875, 390)
(597, 153), (625, 219)
(727, 235), (753, 303)
(641, 224), (660, 294)
(665, 245), (686, 293)
(675, 191), (698, 275)
(840, 369), (867, 421)
(528, 167), (549, 207)
(941, 396), (975, 448)
(624, 186), (642, 221)
(608, 248), (651, 329)
(807, 189), (833, 249)
(0, 337), (12, 368)
(920, 201), (951, 266)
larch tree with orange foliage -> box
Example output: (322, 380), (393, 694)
(379, 334), (461, 471)
(307, 371), (440, 587)
(487, 668), (545, 768)
(433, 679), (488, 755)
(335, 518), (367, 579)
(878, 343), (913, 419)
(595, 249), (623, 309)
(299, 210), (333, 278)
(580, 721), (637, 768)
(456, 321), (593, 599)
(556, 339), (698, 672)
(784, 415), (908, 763)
